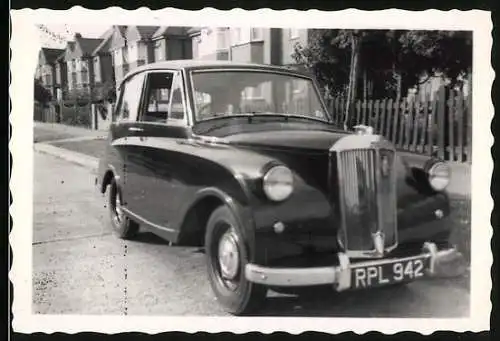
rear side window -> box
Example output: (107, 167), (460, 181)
(114, 73), (145, 122)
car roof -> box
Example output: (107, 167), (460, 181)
(119, 60), (313, 87)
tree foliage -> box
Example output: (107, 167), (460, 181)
(34, 78), (52, 104)
(292, 29), (472, 100)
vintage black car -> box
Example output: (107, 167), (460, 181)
(96, 60), (463, 315)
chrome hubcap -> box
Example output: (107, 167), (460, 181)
(115, 193), (124, 222)
(218, 229), (240, 280)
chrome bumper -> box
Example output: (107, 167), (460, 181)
(244, 242), (465, 290)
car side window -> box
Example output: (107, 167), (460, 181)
(114, 73), (145, 123)
(141, 72), (175, 123)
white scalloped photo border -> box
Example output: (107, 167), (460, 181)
(9, 7), (493, 335)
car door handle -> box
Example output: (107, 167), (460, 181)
(128, 127), (144, 132)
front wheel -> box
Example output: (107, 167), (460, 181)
(205, 206), (267, 315)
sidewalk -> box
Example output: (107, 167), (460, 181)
(34, 122), (107, 143)
(34, 122), (105, 171)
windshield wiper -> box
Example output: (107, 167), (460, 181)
(197, 112), (331, 133)
(244, 112), (332, 124)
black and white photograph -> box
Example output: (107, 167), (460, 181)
(9, 8), (492, 334)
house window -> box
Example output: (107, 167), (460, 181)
(122, 46), (129, 65)
(113, 49), (120, 65)
(217, 29), (229, 50)
(233, 28), (242, 45)
(250, 28), (263, 41)
(94, 58), (101, 83)
(290, 28), (300, 39)
(128, 43), (139, 63)
(55, 65), (61, 84)
(81, 69), (89, 83)
(192, 36), (200, 59)
(154, 41), (163, 62)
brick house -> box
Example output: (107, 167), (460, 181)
(54, 52), (68, 98)
(189, 27), (313, 108)
(109, 25), (193, 85)
(90, 34), (115, 101)
(279, 28), (311, 67)
(62, 33), (106, 100)
(189, 27), (310, 66)
(35, 47), (66, 98)
(189, 27), (230, 61)
(151, 26), (192, 62)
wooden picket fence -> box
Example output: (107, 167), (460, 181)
(325, 86), (472, 163)
(34, 102), (57, 123)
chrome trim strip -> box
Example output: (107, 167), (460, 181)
(191, 67), (314, 78)
(245, 264), (338, 287)
(330, 134), (394, 153)
(119, 67), (183, 90)
(121, 207), (176, 233)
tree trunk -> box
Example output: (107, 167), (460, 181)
(344, 33), (361, 130)
(344, 37), (355, 129)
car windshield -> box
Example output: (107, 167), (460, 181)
(190, 70), (329, 122)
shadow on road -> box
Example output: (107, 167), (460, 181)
(256, 279), (468, 317)
(132, 231), (171, 245)
(131, 232), (206, 255)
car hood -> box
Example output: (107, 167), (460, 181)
(222, 129), (349, 152)
(217, 128), (423, 205)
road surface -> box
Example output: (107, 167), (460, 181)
(33, 152), (470, 317)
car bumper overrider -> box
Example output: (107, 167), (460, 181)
(244, 242), (465, 290)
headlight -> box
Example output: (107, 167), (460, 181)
(426, 160), (451, 191)
(263, 165), (294, 201)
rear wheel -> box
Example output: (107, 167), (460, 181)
(108, 180), (139, 239)
(205, 206), (267, 315)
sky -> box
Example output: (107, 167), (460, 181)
(36, 24), (111, 48)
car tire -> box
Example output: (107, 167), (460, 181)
(108, 179), (139, 239)
(205, 206), (267, 315)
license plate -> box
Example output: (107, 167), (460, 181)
(350, 256), (430, 289)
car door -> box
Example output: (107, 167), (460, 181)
(124, 70), (190, 230)
(107, 72), (147, 214)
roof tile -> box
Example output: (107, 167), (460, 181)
(41, 48), (65, 63)
(77, 37), (104, 56)
(136, 26), (160, 39)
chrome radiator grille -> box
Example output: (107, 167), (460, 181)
(333, 147), (397, 258)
